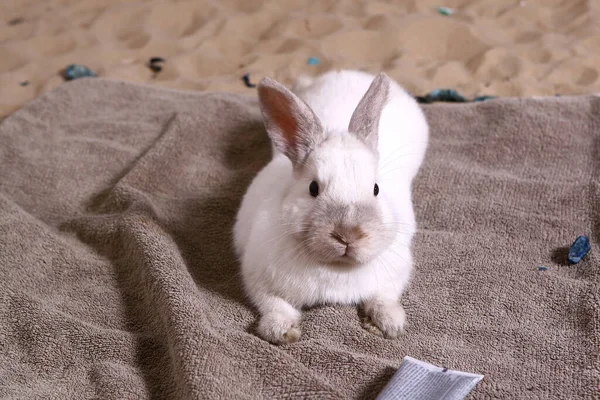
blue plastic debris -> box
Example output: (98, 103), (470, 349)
(149, 63), (162, 73)
(416, 89), (467, 103)
(415, 89), (496, 104)
(537, 266), (548, 271)
(568, 235), (591, 264)
(473, 95), (496, 102)
(148, 57), (165, 74)
(432, 89), (466, 102)
(63, 64), (97, 81)
(242, 73), (256, 88)
(437, 7), (454, 16)
(307, 57), (320, 65)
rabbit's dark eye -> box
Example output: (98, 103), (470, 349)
(374, 183), (379, 196)
(309, 181), (319, 197)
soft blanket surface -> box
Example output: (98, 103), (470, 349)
(0, 79), (598, 399)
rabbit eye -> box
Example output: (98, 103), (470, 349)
(374, 183), (379, 196)
(309, 181), (319, 197)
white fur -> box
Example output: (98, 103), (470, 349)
(234, 70), (429, 344)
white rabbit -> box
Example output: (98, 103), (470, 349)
(233, 70), (429, 344)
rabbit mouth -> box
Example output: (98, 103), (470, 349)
(312, 241), (370, 267)
(303, 223), (383, 266)
(338, 252), (362, 265)
(327, 255), (361, 268)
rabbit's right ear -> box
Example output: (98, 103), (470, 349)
(258, 77), (324, 167)
(348, 73), (390, 152)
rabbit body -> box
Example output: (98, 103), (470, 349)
(234, 70), (429, 344)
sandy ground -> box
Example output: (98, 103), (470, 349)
(1, 0), (600, 118)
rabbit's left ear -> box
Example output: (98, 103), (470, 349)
(348, 73), (391, 152)
(258, 77), (325, 168)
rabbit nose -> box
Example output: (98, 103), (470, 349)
(330, 225), (366, 246)
(330, 231), (348, 246)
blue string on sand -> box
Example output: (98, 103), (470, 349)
(307, 57), (320, 65)
(537, 266), (548, 271)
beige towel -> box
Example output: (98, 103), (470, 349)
(0, 79), (597, 399)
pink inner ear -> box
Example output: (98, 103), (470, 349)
(262, 88), (298, 150)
